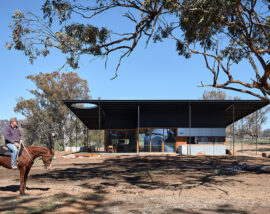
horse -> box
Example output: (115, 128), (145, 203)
(0, 145), (54, 195)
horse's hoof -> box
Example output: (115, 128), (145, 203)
(20, 191), (25, 196)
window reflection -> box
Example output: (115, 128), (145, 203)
(164, 129), (176, 152)
(117, 130), (136, 152)
(198, 136), (211, 144)
(190, 137), (224, 144)
(107, 128), (224, 153)
(214, 137), (224, 144)
(151, 129), (163, 152)
(107, 130), (136, 152)
(108, 130), (117, 146)
(139, 129), (150, 152)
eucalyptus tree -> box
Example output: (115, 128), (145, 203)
(8, 0), (270, 99)
(15, 71), (90, 150)
(202, 89), (270, 140)
(201, 90), (228, 100)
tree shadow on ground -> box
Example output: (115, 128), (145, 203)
(0, 189), (122, 214)
(169, 204), (249, 214)
(239, 148), (270, 152)
(0, 185), (49, 193)
(30, 155), (258, 192)
(2, 156), (268, 213)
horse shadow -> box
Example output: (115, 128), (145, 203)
(0, 185), (50, 193)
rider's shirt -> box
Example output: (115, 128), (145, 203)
(3, 125), (22, 144)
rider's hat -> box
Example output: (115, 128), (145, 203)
(10, 117), (18, 123)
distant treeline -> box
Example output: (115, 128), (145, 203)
(0, 120), (9, 135)
(0, 120), (9, 144)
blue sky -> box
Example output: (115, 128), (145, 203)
(1, 1), (270, 129)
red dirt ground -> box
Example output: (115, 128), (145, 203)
(0, 152), (270, 214)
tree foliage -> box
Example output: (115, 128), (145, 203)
(14, 71), (90, 149)
(243, 107), (270, 139)
(262, 128), (270, 138)
(7, 0), (270, 98)
(201, 89), (241, 100)
(202, 89), (228, 100)
(202, 89), (270, 139)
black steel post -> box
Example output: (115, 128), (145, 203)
(256, 111), (258, 156)
(75, 117), (78, 152)
(70, 112), (72, 150)
(241, 118), (243, 153)
(230, 125), (232, 150)
(233, 104), (235, 156)
(86, 126), (89, 148)
(137, 104), (140, 153)
(99, 103), (101, 151)
(189, 103), (191, 155)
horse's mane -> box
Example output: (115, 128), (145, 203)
(25, 146), (50, 155)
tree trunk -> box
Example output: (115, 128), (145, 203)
(63, 130), (70, 152)
(48, 135), (54, 151)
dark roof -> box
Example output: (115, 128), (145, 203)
(63, 100), (268, 129)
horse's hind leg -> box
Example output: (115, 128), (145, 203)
(23, 167), (31, 192)
(19, 166), (26, 195)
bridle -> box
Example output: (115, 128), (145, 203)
(42, 154), (54, 167)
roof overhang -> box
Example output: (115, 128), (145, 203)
(63, 100), (268, 129)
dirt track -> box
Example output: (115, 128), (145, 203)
(0, 153), (270, 214)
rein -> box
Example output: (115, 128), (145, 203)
(21, 143), (34, 163)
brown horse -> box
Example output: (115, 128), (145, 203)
(0, 146), (54, 195)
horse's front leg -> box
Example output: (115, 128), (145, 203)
(23, 167), (31, 192)
(19, 166), (26, 195)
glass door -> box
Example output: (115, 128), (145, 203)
(164, 128), (176, 152)
(139, 129), (150, 152)
(151, 129), (163, 152)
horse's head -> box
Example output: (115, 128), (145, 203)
(42, 150), (55, 170)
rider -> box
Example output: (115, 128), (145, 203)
(3, 118), (23, 169)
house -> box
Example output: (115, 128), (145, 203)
(64, 100), (267, 155)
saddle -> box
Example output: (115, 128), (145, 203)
(0, 144), (24, 157)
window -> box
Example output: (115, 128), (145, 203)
(151, 129), (163, 152)
(188, 137), (199, 144)
(198, 136), (213, 144)
(195, 137), (225, 144)
(214, 137), (224, 144)
(164, 129), (176, 152)
(108, 130), (117, 146)
(139, 129), (150, 152)
(107, 130), (136, 152)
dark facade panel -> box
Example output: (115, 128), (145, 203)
(140, 109), (188, 128)
(191, 109), (225, 127)
(104, 113), (137, 129)
(63, 100), (268, 129)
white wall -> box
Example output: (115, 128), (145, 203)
(177, 128), (225, 137)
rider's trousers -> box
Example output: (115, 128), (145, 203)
(6, 143), (18, 167)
